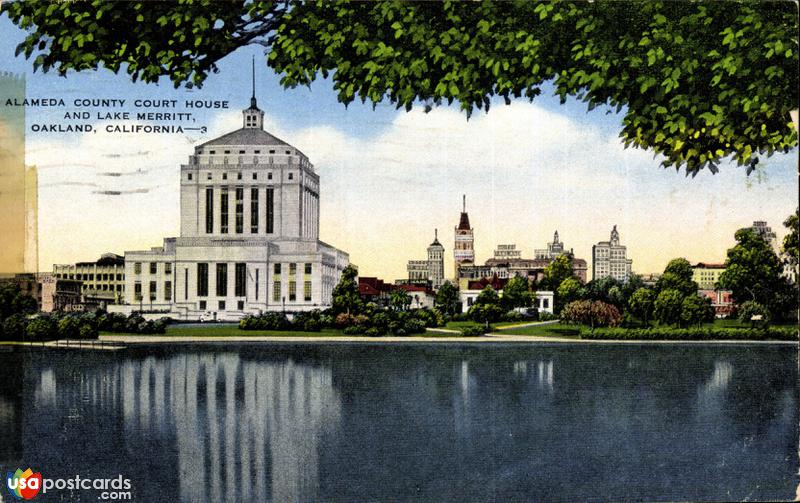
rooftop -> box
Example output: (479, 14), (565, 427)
(197, 128), (293, 149)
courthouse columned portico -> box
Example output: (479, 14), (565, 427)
(119, 93), (348, 320)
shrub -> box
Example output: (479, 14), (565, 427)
(343, 325), (365, 335)
(2, 314), (27, 341)
(402, 318), (426, 335)
(238, 312), (291, 331)
(265, 312), (291, 330)
(98, 313), (128, 332)
(151, 320), (167, 334)
(239, 315), (259, 330)
(364, 327), (382, 337)
(538, 312), (558, 322)
(370, 312), (391, 332)
(301, 318), (322, 332)
(126, 313), (146, 332)
(460, 325), (488, 337)
(413, 308), (444, 328)
(335, 312), (368, 328)
(737, 300), (771, 329)
(502, 310), (524, 322)
(58, 316), (82, 339)
(78, 323), (99, 339)
(581, 326), (797, 341)
(293, 310), (323, 332)
(26, 317), (57, 341)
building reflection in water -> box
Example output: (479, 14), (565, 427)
(32, 352), (341, 503)
(15, 345), (798, 503)
(513, 359), (554, 391)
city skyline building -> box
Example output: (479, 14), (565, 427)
(534, 231), (573, 260)
(405, 229), (445, 289)
(53, 253), (126, 307)
(745, 220), (779, 252)
(0, 71), (37, 275)
(592, 225), (633, 282)
(453, 195), (475, 280)
(493, 244), (522, 261)
(692, 262), (726, 290)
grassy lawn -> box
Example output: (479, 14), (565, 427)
(498, 323), (582, 338)
(703, 319), (797, 330)
(101, 325), (345, 337)
(100, 324), (469, 338)
(444, 320), (525, 330)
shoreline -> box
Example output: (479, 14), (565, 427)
(97, 334), (799, 345)
(3, 334), (796, 349)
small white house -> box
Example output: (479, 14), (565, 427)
(459, 280), (554, 315)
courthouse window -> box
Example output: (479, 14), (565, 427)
(206, 187), (214, 234)
(250, 188), (259, 233)
(235, 263), (246, 297)
(197, 263), (208, 297)
(235, 187), (244, 234)
(273, 281), (281, 302)
(220, 188), (229, 233)
(216, 264), (228, 297)
(266, 187), (274, 234)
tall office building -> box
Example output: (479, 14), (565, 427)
(592, 225), (633, 282)
(0, 71), (37, 275)
(406, 229), (445, 289)
(534, 231), (568, 260)
(745, 220), (779, 252)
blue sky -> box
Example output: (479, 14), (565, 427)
(0, 16), (797, 280)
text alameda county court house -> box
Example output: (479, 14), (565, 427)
(111, 92), (349, 321)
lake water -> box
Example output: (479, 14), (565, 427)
(0, 343), (797, 502)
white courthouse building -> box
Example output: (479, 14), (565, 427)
(117, 94), (349, 320)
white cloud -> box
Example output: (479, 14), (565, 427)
(26, 101), (798, 281)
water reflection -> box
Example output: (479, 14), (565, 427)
(25, 350), (341, 503)
(2, 344), (797, 503)
(703, 360), (733, 393)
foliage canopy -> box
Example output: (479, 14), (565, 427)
(718, 228), (792, 317)
(5, 1), (797, 175)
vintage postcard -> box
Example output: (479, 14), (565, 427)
(0, 2), (798, 502)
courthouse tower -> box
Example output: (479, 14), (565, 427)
(122, 84), (348, 319)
